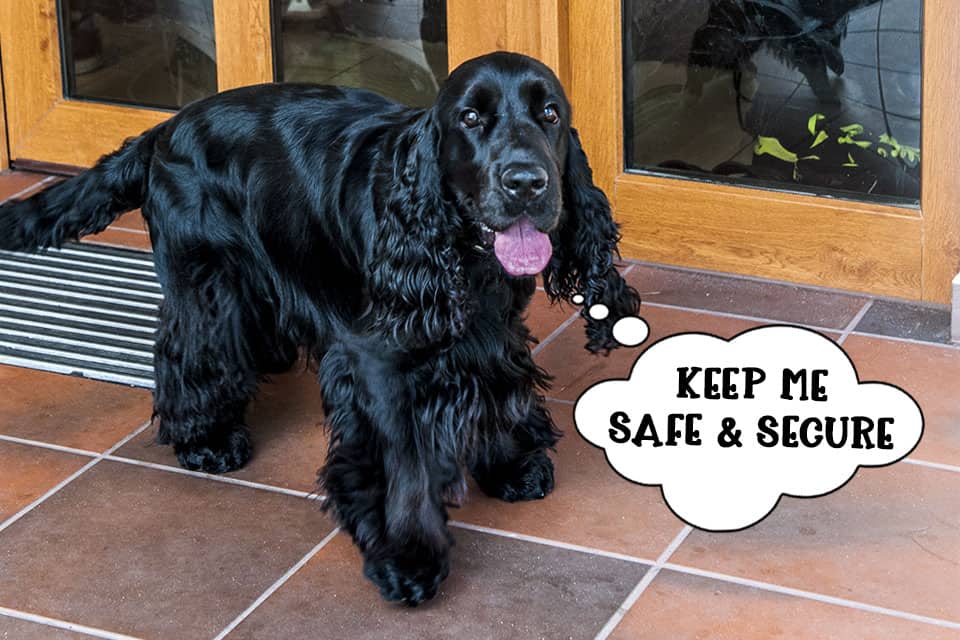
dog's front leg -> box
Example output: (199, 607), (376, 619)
(317, 343), (457, 606)
(469, 319), (562, 502)
(471, 400), (560, 502)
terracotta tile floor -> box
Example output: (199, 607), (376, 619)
(1, 169), (958, 638)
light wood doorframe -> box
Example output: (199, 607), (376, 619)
(0, 56), (9, 172)
(0, 1), (535, 170)
(568, 1), (960, 304)
(447, 0), (569, 85)
(919, 4), (960, 304)
(0, 1), (274, 169)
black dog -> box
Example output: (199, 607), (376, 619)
(0, 52), (639, 605)
(686, 0), (880, 117)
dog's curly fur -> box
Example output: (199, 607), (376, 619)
(0, 52), (640, 605)
(685, 0), (879, 110)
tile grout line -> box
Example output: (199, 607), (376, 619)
(531, 309), (582, 356)
(847, 329), (960, 351)
(0, 175), (59, 205)
(639, 301), (839, 335)
(901, 458), (960, 473)
(660, 562), (960, 631)
(593, 526), (693, 640)
(539, 292), (959, 351)
(448, 521), (658, 566)
(0, 606), (143, 640)
(0, 420), (153, 535)
(101, 454), (325, 500)
(0, 459), (100, 536)
(0, 433), (100, 457)
(837, 299), (875, 345)
(616, 259), (954, 348)
(0, 431), (327, 499)
(101, 225), (149, 236)
(211, 527), (341, 640)
(623, 257), (907, 302)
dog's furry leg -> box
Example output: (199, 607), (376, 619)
(468, 301), (561, 502)
(472, 401), (561, 502)
(318, 343), (455, 606)
(152, 277), (259, 474)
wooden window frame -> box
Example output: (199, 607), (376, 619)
(0, 0), (566, 168)
(568, 1), (960, 303)
(0, 1), (272, 169)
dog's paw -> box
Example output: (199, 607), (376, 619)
(363, 551), (449, 607)
(174, 428), (252, 474)
(476, 450), (555, 502)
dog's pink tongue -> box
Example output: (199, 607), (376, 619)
(493, 218), (552, 276)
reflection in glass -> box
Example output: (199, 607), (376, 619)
(624, 0), (922, 204)
(60, 0), (217, 110)
(273, 0), (447, 108)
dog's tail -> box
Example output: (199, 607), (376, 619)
(0, 125), (162, 251)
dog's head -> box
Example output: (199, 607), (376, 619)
(376, 52), (637, 351)
(432, 52), (572, 277)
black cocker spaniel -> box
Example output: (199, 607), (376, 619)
(0, 52), (640, 605)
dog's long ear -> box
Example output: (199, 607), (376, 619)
(367, 111), (472, 350)
(544, 127), (640, 353)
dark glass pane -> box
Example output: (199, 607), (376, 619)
(274, 0), (447, 108)
(60, 0), (217, 110)
(623, 0), (922, 205)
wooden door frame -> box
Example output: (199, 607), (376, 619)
(568, 1), (960, 303)
(447, 0), (569, 83)
(0, 1), (555, 168)
(0, 55), (9, 171)
(0, 1), (272, 169)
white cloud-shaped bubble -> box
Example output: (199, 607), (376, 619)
(574, 326), (923, 531)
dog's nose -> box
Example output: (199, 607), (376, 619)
(500, 163), (548, 200)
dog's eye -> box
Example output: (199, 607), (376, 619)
(543, 104), (560, 125)
(460, 109), (481, 129)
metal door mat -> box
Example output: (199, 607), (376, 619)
(0, 243), (158, 388)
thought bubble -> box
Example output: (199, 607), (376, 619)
(587, 304), (609, 320)
(568, 295), (650, 348)
(574, 326), (923, 531)
(612, 316), (649, 347)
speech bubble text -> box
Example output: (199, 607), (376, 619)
(574, 326), (923, 531)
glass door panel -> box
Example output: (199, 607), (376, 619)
(273, 0), (447, 107)
(60, 0), (218, 110)
(623, 0), (922, 205)
(567, 0), (960, 303)
(0, 0), (269, 167)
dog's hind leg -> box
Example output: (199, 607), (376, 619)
(318, 343), (455, 606)
(152, 274), (259, 474)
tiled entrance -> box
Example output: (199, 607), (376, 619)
(0, 170), (957, 639)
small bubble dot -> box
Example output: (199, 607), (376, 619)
(588, 304), (610, 320)
(612, 316), (649, 347)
